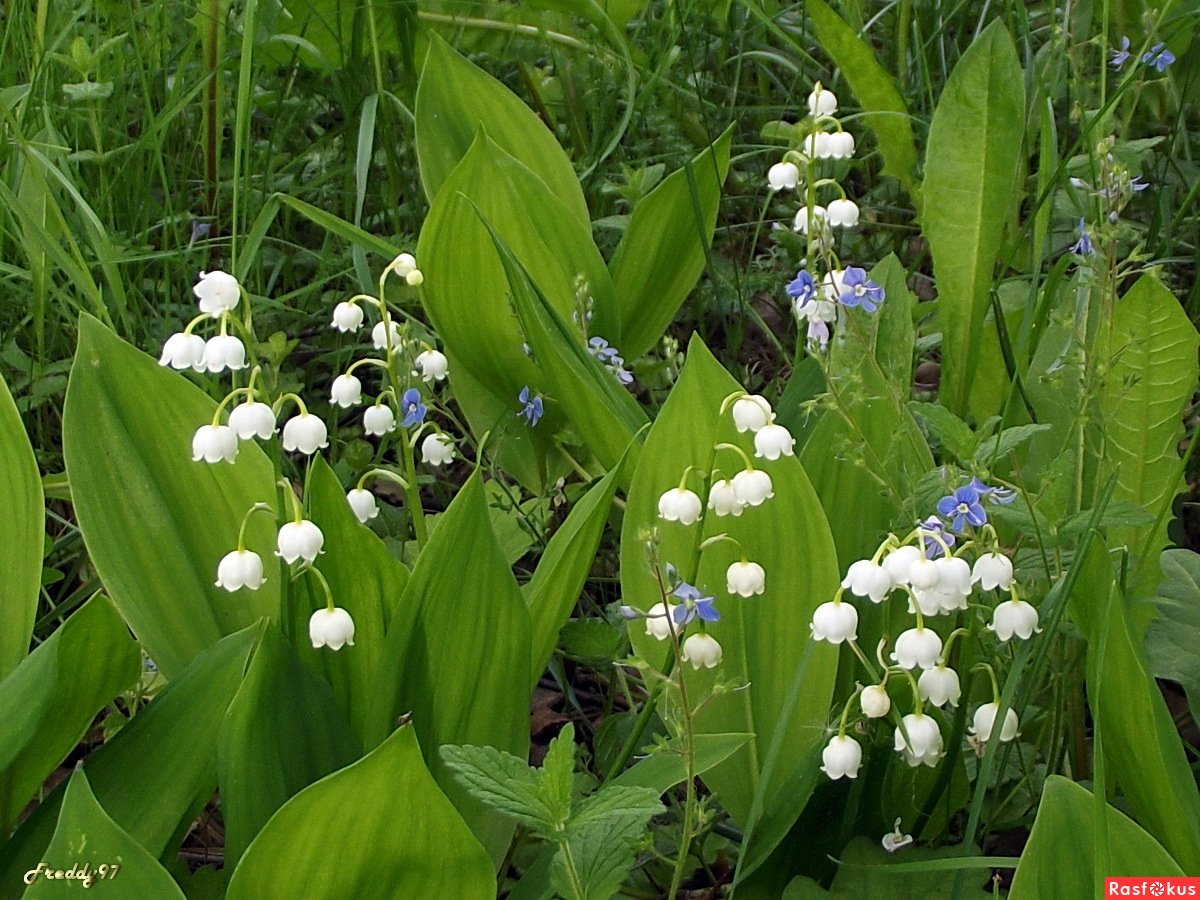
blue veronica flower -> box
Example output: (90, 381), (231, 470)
(1070, 218), (1094, 256)
(1110, 36), (1131, 69)
(919, 516), (956, 559)
(518, 386), (544, 427)
(969, 477), (1017, 505)
(400, 387), (426, 427)
(1128, 174), (1150, 192)
(1142, 43), (1175, 72)
(786, 270), (816, 306)
(587, 337), (634, 385)
(672, 581), (720, 626)
(936, 484), (988, 533)
(837, 267), (885, 313)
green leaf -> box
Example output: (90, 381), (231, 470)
(0, 595), (139, 832)
(612, 733), (753, 793)
(621, 336), (839, 827)
(1098, 275), (1200, 590)
(907, 401), (977, 464)
(805, 0), (920, 203)
(552, 785), (664, 900)
(415, 34), (588, 225)
(973, 423), (1052, 466)
(567, 784), (663, 833)
(1010, 776), (1183, 895)
(1069, 539), (1200, 871)
(923, 20), (1025, 416)
(782, 836), (992, 899)
(541, 722), (577, 828)
(608, 127), (732, 359)
(0, 370), (42, 679)
(63, 315), (279, 678)
(371, 472), (532, 864)
(217, 627), (362, 869)
(25, 769), (184, 899)
(439, 743), (560, 837)
(0, 627), (255, 888)
(1145, 549), (1200, 724)
(227, 724), (495, 899)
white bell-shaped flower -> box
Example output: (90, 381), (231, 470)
(346, 489), (378, 523)
(281, 413), (329, 455)
(894, 713), (943, 767)
(192, 424), (238, 464)
(644, 602), (678, 641)
(907, 557), (941, 591)
(707, 479), (745, 517)
(794, 204), (828, 233)
(803, 132), (833, 159)
(372, 320), (403, 351)
(820, 734), (862, 780)
(276, 520), (324, 564)
(860, 684), (891, 719)
(882, 545), (923, 585)
(971, 702), (1020, 743)
(732, 469), (774, 506)
(753, 423), (795, 460)
(820, 269), (847, 301)
(215, 549), (264, 592)
(988, 599), (1040, 641)
(330, 374), (362, 408)
(159, 332), (206, 370)
(309, 607), (355, 650)
(767, 161), (800, 191)
(331, 301), (364, 333)
(421, 433), (456, 467)
(228, 401), (276, 440)
(194, 270), (240, 317)
(682, 633), (723, 669)
(726, 561), (766, 597)
(841, 559), (894, 604)
(414, 349), (449, 382)
(891, 626), (942, 670)
(810, 600), (858, 644)
(918, 665), (961, 708)
(910, 585), (966, 617)
(827, 198), (860, 227)
(363, 404), (397, 436)
(732, 395), (773, 432)
(391, 252), (417, 276)
(807, 88), (838, 116)
(973, 552), (1014, 591)
(201, 335), (246, 373)
(657, 487), (703, 525)
(827, 131), (855, 159)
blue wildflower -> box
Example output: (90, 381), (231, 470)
(919, 516), (956, 559)
(1110, 36), (1131, 69)
(969, 477), (1017, 505)
(587, 337), (634, 386)
(400, 388), (426, 428)
(1128, 174), (1149, 192)
(837, 267), (885, 313)
(786, 269), (816, 306)
(1142, 43), (1175, 72)
(937, 484), (988, 533)
(518, 386), (544, 427)
(1070, 218), (1094, 256)
(672, 581), (720, 626)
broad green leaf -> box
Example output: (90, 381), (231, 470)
(0, 595), (139, 832)
(227, 724), (495, 899)
(440, 743), (563, 837)
(0, 627), (255, 888)
(1070, 539), (1200, 871)
(371, 471), (532, 864)
(612, 733), (753, 793)
(973, 424), (1052, 466)
(63, 315), (279, 678)
(1010, 776), (1183, 895)
(217, 627), (362, 869)
(0, 370), (41, 679)
(415, 34), (588, 225)
(24, 769), (184, 899)
(923, 20), (1025, 416)
(1098, 275), (1199, 591)
(301, 457), (409, 742)
(621, 336), (839, 827)
(805, 0), (920, 203)
(1145, 550), (1200, 725)
(782, 837), (991, 899)
(608, 127), (732, 359)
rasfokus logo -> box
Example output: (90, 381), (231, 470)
(1106, 878), (1200, 896)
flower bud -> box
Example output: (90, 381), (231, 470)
(309, 607), (355, 651)
(860, 684), (891, 718)
(391, 253), (417, 276)
(644, 602), (678, 641)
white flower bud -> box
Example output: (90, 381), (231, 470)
(330, 374), (363, 408)
(192, 424), (239, 464)
(346, 489), (378, 523)
(827, 198), (860, 227)
(753, 423), (796, 460)
(391, 253), (417, 276)
(807, 88), (838, 117)
(404, 268), (424, 287)
(820, 734), (862, 780)
(891, 626), (942, 670)
(276, 520), (324, 564)
(810, 600), (858, 644)
(682, 633), (723, 669)
(707, 479), (745, 517)
(159, 332), (206, 370)
(658, 487), (703, 525)
(414, 349), (449, 382)
(421, 433), (456, 467)
(726, 561), (766, 597)
(228, 402), (276, 440)
(281, 413), (329, 455)
(918, 666), (961, 708)
(331, 301), (364, 332)
(767, 161), (800, 191)
(363, 404), (396, 436)
(200, 335), (246, 373)
(972, 552), (1014, 591)
(894, 713), (943, 767)
(215, 549), (264, 591)
(971, 702), (1020, 743)
(988, 599), (1040, 641)
(841, 559), (895, 604)
(732, 469), (774, 506)
(309, 607), (355, 651)
(194, 270), (240, 317)
(860, 684), (891, 718)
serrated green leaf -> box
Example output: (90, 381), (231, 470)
(228, 724), (495, 899)
(553, 789), (662, 900)
(440, 743), (560, 836)
(923, 20), (1025, 416)
(542, 722), (577, 828)
(25, 769), (184, 899)
(0, 595), (139, 833)
(907, 401), (977, 464)
(568, 785), (663, 833)
(0, 370), (42, 679)
(63, 315), (279, 678)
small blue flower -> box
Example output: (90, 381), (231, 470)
(518, 386), (544, 427)
(969, 477), (1017, 505)
(786, 270), (816, 306)
(937, 484), (988, 533)
(672, 581), (720, 626)
(919, 516), (956, 559)
(400, 387), (426, 428)
(1110, 36), (1131, 69)
(1128, 174), (1150, 193)
(1142, 42), (1175, 72)
(837, 267), (885, 313)
(587, 337), (634, 386)
(1070, 218), (1094, 256)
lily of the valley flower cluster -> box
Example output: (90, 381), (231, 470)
(628, 392), (796, 669)
(161, 254), (452, 652)
(766, 85), (884, 349)
(813, 477), (1034, 796)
